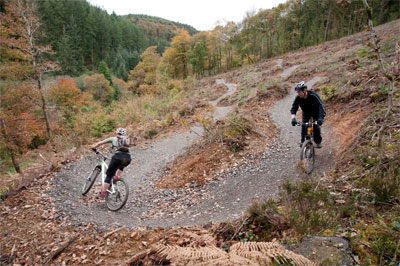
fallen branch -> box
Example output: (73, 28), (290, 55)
(125, 249), (153, 265)
(189, 126), (204, 137)
(103, 227), (125, 240)
(45, 235), (78, 264)
(39, 153), (52, 165)
(9, 243), (16, 264)
(230, 217), (249, 240)
(396, 41), (399, 74)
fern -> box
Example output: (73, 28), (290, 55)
(149, 241), (317, 266)
(230, 242), (317, 266)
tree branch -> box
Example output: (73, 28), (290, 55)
(45, 235), (78, 265)
(361, 0), (396, 148)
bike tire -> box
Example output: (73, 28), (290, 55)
(300, 141), (315, 174)
(82, 167), (100, 195)
(105, 178), (129, 211)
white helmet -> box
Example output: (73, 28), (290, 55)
(116, 128), (126, 136)
(294, 81), (307, 91)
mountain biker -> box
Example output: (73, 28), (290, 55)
(290, 81), (326, 148)
(91, 127), (131, 197)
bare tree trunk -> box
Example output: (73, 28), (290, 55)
(362, 0), (396, 148)
(219, 47), (222, 72)
(324, 2), (332, 42)
(18, 0), (52, 140)
(1, 119), (22, 174)
(37, 74), (51, 139)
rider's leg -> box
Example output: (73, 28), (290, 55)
(314, 124), (322, 144)
(101, 183), (110, 196)
(114, 153), (132, 180)
(103, 155), (121, 195)
(114, 169), (123, 180)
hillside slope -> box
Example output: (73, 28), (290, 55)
(125, 14), (198, 41)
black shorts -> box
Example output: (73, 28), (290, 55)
(105, 152), (131, 183)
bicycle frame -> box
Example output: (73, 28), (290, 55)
(94, 152), (117, 194)
(297, 120), (318, 144)
(296, 120), (318, 174)
(98, 158), (108, 188)
(304, 122), (315, 143)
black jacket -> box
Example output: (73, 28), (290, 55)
(290, 90), (326, 118)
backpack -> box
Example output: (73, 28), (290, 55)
(118, 135), (131, 148)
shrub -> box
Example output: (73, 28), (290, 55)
(247, 199), (288, 236)
(0, 185), (11, 202)
(144, 129), (158, 139)
(280, 180), (340, 235)
(200, 113), (251, 152)
(167, 79), (183, 91)
(354, 211), (400, 265)
(319, 85), (337, 101)
(89, 113), (116, 137)
(84, 74), (113, 105)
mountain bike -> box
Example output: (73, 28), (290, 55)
(81, 149), (129, 211)
(297, 120), (319, 174)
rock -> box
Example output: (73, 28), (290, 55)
(288, 236), (354, 266)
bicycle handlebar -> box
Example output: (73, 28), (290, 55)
(296, 121), (319, 126)
(91, 148), (110, 160)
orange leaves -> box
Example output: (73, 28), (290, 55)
(49, 78), (90, 112)
(170, 29), (191, 48)
(0, 82), (36, 116)
(0, 83), (45, 152)
(161, 29), (191, 79)
(128, 46), (160, 94)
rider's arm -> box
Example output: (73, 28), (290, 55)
(311, 92), (326, 119)
(290, 97), (300, 116)
(92, 140), (106, 149)
(92, 137), (114, 149)
(318, 98), (326, 119)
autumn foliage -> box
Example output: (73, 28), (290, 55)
(50, 78), (91, 112)
(83, 74), (113, 105)
(128, 46), (160, 94)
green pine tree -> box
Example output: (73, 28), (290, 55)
(98, 60), (112, 85)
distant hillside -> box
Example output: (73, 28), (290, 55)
(124, 14), (199, 42)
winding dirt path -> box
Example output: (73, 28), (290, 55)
(47, 67), (335, 229)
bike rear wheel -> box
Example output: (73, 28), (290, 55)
(82, 167), (100, 195)
(105, 178), (129, 211)
(300, 141), (315, 174)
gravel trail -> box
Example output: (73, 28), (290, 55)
(47, 68), (335, 229)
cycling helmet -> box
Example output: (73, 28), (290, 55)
(294, 81), (307, 91)
(116, 128), (126, 136)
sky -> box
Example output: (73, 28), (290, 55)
(87, 0), (287, 31)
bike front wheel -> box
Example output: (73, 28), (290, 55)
(300, 141), (315, 174)
(82, 167), (100, 195)
(105, 178), (129, 211)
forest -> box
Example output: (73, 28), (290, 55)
(36, 0), (400, 79)
(0, 0), (399, 173)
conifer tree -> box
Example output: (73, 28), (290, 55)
(98, 60), (113, 85)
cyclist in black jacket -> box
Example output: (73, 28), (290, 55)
(290, 81), (326, 148)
